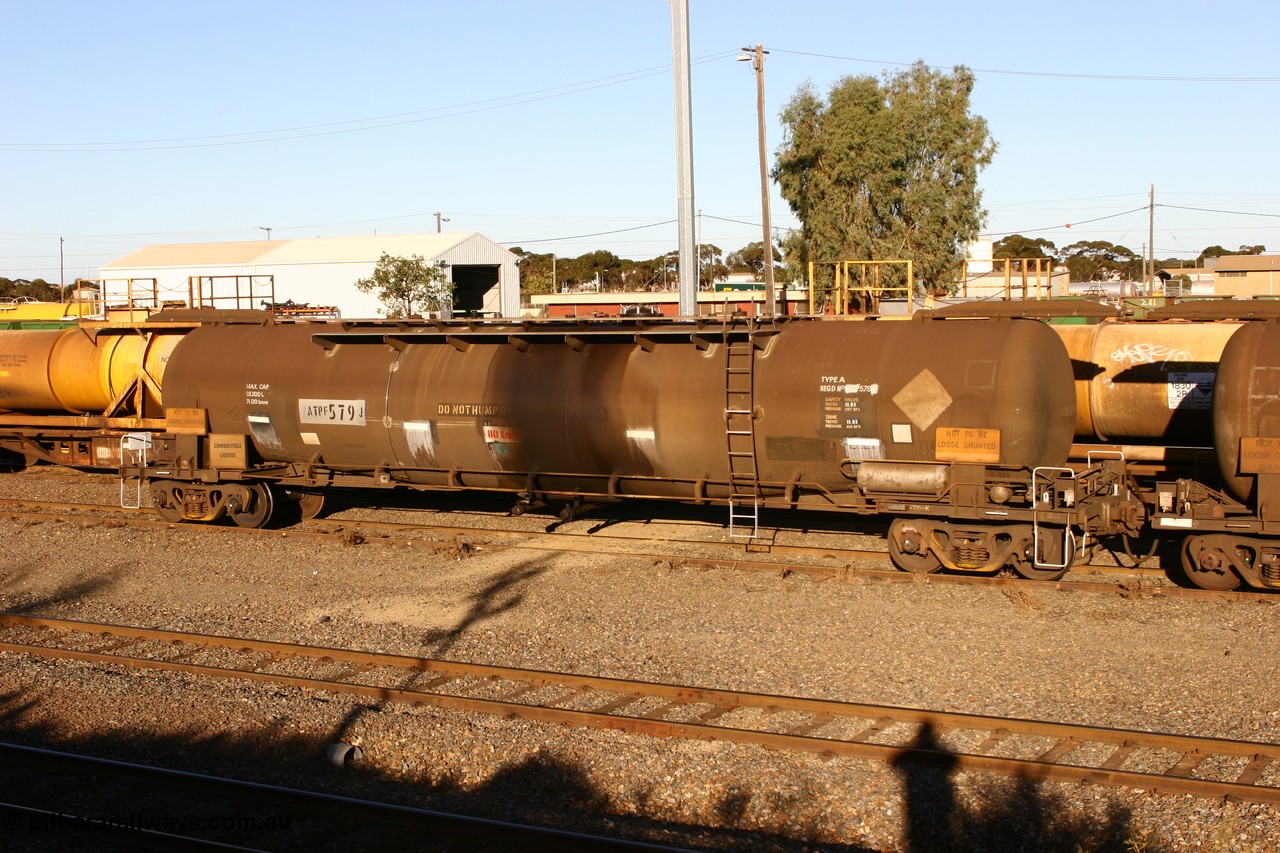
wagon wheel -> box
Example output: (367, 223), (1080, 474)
(296, 492), (325, 520)
(887, 519), (942, 574)
(1012, 559), (1069, 583)
(1013, 529), (1073, 582)
(152, 482), (186, 523)
(1108, 534), (1159, 569)
(1180, 536), (1241, 591)
(229, 483), (275, 529)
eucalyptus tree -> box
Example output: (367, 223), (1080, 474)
(1059, 241), (1141, 282)
(774, 61), (996, 293)
(726, 242), (768, 280)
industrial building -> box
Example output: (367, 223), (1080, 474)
(1204, 254), (1280, 298)
(99, 233), (521, 319)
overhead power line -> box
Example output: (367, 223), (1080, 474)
(1, 51), (739, 153)
(771, 49), (1280, 83)
(983, 206), (1148, 238)
(500, 220), (678, 246)
(984, 202), (1280, 240)
(1158, 204), (1280, 219)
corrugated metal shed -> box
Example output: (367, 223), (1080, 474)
(101, 233), (521, 318)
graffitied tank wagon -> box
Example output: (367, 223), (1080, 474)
(935, 299), (1272, 449)
(1054, 318), (1240, 446)
(1055, 301), (1280, 454)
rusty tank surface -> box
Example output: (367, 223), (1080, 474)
(158, 314), (1077, 500)
(1053, 319), (1241, 444)
(1212, 319), (1280, 502)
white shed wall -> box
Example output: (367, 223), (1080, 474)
(100, 233), (520, 318)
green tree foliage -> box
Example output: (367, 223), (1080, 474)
(0, 277), (64, 301)
(698, 244), (729, 290)
(993, 235), (1058, 268)
(726, 242), (769, 281)
(354, 253), (453, 317)
(775, 61), (996, 294)
(512, 249), (556, 298)
(573, 250), (623, 289)
(721, 239), (788, 281)
(1198, 244), (1266, 263)
(1060, 241), (1141, 282)
(776, 230), (807, 285)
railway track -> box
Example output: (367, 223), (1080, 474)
(0, 496), (1260, 603)
(3, 613), (1279, 808)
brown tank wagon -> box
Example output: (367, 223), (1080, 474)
(110, 310), (1126, 578)
(16, 309), (1263, 584)
(158, 313), (1076, 488)
(1147, 318), (1280, 590)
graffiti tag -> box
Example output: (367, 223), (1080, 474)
(1109, 343), (1192, 367)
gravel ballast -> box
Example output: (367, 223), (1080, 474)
(1, 468), (1278, 851)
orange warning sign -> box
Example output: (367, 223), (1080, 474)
(1239, 437), (1280, 475)
(166, 407), (208, 436)
(935, 427), (1001, 463)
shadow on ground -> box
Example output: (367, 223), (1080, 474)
(0, 571), (1166, 851)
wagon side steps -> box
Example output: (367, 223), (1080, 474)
(119, 432), (152, 510)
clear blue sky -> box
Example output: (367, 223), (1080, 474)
(4, 0), (1279, 283)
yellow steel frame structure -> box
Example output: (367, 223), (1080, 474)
(960, 257), (1055, 300)
(807, 260), (913, 315)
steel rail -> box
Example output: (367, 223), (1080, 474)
(3, 613), (1278, 806)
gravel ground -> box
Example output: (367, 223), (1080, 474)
(1, 467), (1279, 851)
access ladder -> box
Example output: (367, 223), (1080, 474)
(724, 324), (760, 539)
